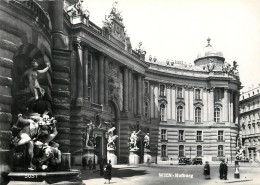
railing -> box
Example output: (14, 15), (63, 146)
(12, 0), (51, 32)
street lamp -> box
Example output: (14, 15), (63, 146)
(93, 135), (97, 169)
(155, 144), (158, 164)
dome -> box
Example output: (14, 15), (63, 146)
(197, 38), (223, 59)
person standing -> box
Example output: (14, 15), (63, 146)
(223, 161), (228, 180)
(104, 160), (112, 184)
(88, 158), (93, 170)
(82, 156), (87, 170)
(203, 161), (210, 179)
(219, 160), (224, 179)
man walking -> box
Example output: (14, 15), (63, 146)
(88, 158), (93, 170)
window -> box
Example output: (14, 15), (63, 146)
(218, 131), (224, 141)
(214, 108), (221, 123)
(179, 145), (184, 157)
(144, 81), (149, 94)
(160, 84), (165, 96)
(195, 107), (202, 123)
(196, 131), (202, 141)
(177, 87), (183, 98)
(161, 129), (167, 140)
(160, 104), (166, 121)
(218, 145), (224, 156)
(161, 145), (167, 157)
(177, 105), (183, 122)
(144, 101), (149, 118)
(197, 145), (202, 157)
(178, 130), (184, 141)
(214, 89), (222, 101)
(195, 89), (201, 100)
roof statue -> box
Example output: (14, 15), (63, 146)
(135, 42), (146, 56)
(65, 0), (90, 19)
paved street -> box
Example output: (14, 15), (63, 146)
(80, 164), (260, 185)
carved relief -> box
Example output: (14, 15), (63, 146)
(108, 62), (123, 110)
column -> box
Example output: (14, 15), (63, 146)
(230, 91), (234, 123)
(234, 91), (239, 124)
(104, 57), (109, 105)
(123, 68), (129, 112)
(150, 84), (154, 118)
(166, 85), (171, 120)
(133, 76), (137, 115)
(50, 0), (63, 32)
(83, 45), (88, 100)
(223, 88), (229, 122)
(203, 89), (208, 122)
(94, 56), (99, 103)
(208, 88), (214, 122)
(154, 85), (159, 118)
(171, 86), (176, 120)
(128, 70), (132, 112)
(189, 88), (194, 121)
(75, 41), (83, 106)
(184, 88), (189, 120)
(137, 75), (142, 115)
(98, 54), (104, 104)
(71, 47), (77, 99)
(141, 77), (144, 115)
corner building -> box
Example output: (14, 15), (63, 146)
(240, 86), (260, 162)
(0, 1), (241, 179)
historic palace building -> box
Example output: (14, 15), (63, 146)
(240, 86), (260, 162)
(0, 0), (241, 179)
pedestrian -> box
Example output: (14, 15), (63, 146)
(223, 161), (228, 180)
(104, 160), (112, 184)
(88, 158), (93, 170)
(82, 156), (87, 170)
(203, 161), (210, 179)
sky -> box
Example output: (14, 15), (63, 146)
(83, 0), (260, 92)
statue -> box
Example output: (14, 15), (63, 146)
(135, 42), (146, 56)
(236, 146), (245, 161)
(107, 127), (118, 149)
(10, 113), (60, 171)
(207, 59), (215, 72)
(222, 62), (231, 74)
(21, 59), (50, 103)
(144, 133), (150, 149)
(83, 121), (95, 147)
(66, 0), (90, 19)
(129, 130), (141, 149)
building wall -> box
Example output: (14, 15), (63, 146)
(240, 86), (260, 161)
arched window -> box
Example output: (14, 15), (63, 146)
(214, 107), (221, 123)
(177, 87), (183, 98)
(160, 104), (166, 121)
(177, 105), (183, 122)
(144, 101), (149, 118)
(195, 107), (201, 123)
(160, 84), (165, 96)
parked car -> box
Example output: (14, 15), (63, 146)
(192, 157), (203, 165)
(178, 157), (191, 165)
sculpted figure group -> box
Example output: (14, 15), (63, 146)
(11, 112), (61, 171)
(107, 127), (118, 150)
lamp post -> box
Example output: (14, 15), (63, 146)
(93, 135), (97, 169)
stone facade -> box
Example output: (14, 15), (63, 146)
(0, 1), (241, 181)
(240, 86), (260, 162)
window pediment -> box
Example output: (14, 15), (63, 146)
(176, 100), (185, 106)
(158, 99), (168, 105)
(214, 102), (223, 108)
(194, 102), (203, 107)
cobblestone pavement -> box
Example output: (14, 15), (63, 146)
(79, 164), (260, 185)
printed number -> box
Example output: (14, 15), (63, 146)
(25, 174), (37, 178)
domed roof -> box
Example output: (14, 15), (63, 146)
(197, 38), (223, 59)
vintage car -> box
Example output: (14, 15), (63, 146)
(178, 157), (191, 165)
(192, 157), (203, 165)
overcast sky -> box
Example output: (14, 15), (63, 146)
(84, 0), (260, 92)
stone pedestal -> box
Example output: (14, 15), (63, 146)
(107, 148), (117, 165)
(61, 153), (71, 170)
(143, 149), (152, 164)
(129, 148), (140, 165)
(82, 147), (98, 165)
